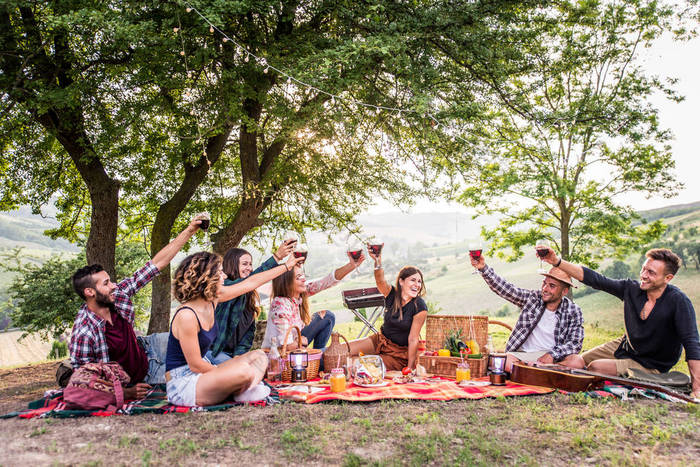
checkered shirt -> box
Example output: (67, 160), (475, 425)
(69, 261), (160, 368)
(480, 265), (584, 361)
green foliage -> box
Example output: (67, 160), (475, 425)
(1, 243), (151, 339)
(48, 339), (68, 359)
(455, 0), (686, 267)
(602, 261), (633, 280)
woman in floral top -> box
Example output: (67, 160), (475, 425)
(262, 252), (364, 350)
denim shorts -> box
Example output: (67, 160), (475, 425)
(166, 364), (202, 407)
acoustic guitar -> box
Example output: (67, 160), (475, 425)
(510, 362), (697, 403)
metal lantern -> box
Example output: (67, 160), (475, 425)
(289, 349), (309, 383)
(488, 353), (507, 386)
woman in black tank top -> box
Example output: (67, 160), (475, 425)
(347, 246), (428, 371)
(167, 250), (303, 406)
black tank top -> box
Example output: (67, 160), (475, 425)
(165, 305), (218, 371)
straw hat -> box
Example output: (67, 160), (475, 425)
(540, 267), (576, 288)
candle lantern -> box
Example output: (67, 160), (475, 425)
(289, 349), (309, 383)
(488, 353), (507, 386)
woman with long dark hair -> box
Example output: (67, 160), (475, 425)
(349, 247), (428, 371)
(165, 251), (302, 407)
(206, 241), (296, 365)
(261, 252), (364, 351)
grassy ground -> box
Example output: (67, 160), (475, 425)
(1, 389), (697, 466)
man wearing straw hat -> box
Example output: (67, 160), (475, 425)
(471, 254), (585, 370)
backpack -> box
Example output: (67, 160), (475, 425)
(63, 362), (131, 412)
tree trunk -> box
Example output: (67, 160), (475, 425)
(212, 197), (270, 255)
(146, 131), (232, 334)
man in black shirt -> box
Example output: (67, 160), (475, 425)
(541, 248), (700, 400)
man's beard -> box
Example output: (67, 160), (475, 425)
(95, 290), (115, 309)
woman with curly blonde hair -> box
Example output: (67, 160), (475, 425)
(166, 251), (303, 407)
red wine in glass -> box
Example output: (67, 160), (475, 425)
(293, 250), (308, 261)
(536, 248), (548, 258)
(348, 250), (363, 261)
(469, 249), (482, 260)
(199, 219), (210, 231)
(368, 244), (383, 256)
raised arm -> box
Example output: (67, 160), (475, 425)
(407, 309), (428, 369)
(217, 255), (304, 302)
(540, 247), (584, 281)
(368, 247), (391, 296)
(152, 215), (204, 271)
(471, 254), (533, 308)
(334, 251), (365, 281)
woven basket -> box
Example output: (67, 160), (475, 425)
(277, 326), (322, 382)
(425, 315), (488, 353)
(418, 355), (489, 378)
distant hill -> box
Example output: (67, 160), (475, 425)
(0, 207), (77, 253)
(638, 200), (700, 222)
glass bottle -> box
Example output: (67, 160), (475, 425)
(268, 337), (281, 382)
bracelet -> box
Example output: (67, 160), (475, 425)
(272, 253), (281, 262)
(374, 265), (383, 270)
(555, 257), (562, 267)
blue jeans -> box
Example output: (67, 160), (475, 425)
(137, 332), (169, 385)
(301, 310), (335, 350)
(204, 349), (233, 365)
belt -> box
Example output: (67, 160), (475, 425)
(165, 371), (171, 382)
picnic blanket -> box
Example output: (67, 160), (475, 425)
(276, 377), (554, 404)
(1, 384), (275, 420)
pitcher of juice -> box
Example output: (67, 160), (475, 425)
(456, 361), (471, 382)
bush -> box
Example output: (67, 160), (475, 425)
(48, 339), (68, 359)
(1, 243), (150, 339)
(353, 308), (367, 322)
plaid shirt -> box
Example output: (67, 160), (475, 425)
(69, 261), (160, 368)
(480, 265), (584, 361)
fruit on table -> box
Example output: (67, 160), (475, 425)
(402, 366), (412, 375)
(437, 349), (451, 357)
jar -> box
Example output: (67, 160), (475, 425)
(330, 368), (347, 392)
(418, 340), (427, 354)
(456, 362), (471, 382)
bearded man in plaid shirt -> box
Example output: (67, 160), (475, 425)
(471, 253), (585, 371)
(69, 216), (205, 399)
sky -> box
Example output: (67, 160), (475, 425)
(373, 32), (700, 215)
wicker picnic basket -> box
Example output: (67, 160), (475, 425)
(282, 326), (322, 381)
(266, 326), (322, 382)
(420, 315), (513, 378)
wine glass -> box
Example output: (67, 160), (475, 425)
(197, 212), (211, 250)
(367, 238), (384, 258)
(347, 241), (363, 277)
(535, 239), (550, 273)
(468, 242), (483, 274)
(283, 230), (299, 248)
(294, 242), (308, 273)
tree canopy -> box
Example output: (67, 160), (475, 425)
(454, 0), (689, 266)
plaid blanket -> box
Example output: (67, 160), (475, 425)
(1, 384), (276, 419)
(277, 377), (554, 404)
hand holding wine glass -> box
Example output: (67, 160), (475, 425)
(535, 239), (550, 272)
(192, 212), (210, 231)
(285, 253), (305, 271)
(274, 238), (296, 260)
(468, 242), (483, 274)
(347, 249), (366, 269)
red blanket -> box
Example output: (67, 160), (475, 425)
(277, 377), (554, 404)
